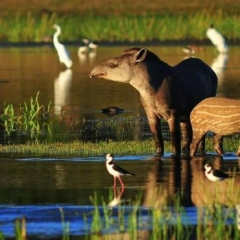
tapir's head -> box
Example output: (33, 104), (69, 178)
(89, 48), (150, 83)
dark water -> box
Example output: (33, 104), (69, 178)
(0, 45), (240, 238)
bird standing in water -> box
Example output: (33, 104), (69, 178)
(105, 153), (134, 188)
(53, 24), (73, 68)
(78, 38), (98, 54)
(206, 24), (228, 53)
(204, 163), (230, 181)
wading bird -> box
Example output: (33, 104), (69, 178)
(105, 153), (134, 188)
(206, 24), (228, 53)
(78, 38), (98, 55)
(182, 45), (205, 55)
(53, 24), (73, 68)
(204, 163), (230, 181)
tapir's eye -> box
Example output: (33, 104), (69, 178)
(108, 63), (118, 68)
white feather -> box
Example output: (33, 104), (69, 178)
(206, 24), (228, 53)
(53, 24), (73, 68)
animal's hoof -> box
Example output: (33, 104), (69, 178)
(213, 145), (224, 156)
(181, 152), (190, 158)
(236, 151), (240, 157)
(155, 152), (163, 157)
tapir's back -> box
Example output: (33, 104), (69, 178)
(191, 97), (240, 135)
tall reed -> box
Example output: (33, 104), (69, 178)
(83, 189), (239, 240)
(0, 92), (51, 139)
(0, 10), (239, 43)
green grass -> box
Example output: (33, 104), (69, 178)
(0, 9), (240, 43)
(0, 136), (239, 157)
(0, 92), (51, 139)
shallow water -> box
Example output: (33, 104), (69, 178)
(0, 45), (240, 238)
(0, 153), (239, 238)
(0, 45), (240, 144)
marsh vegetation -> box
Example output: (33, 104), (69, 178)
(0, 0), (239, 43)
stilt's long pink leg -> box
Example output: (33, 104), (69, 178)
(113, 177), (117, 188)
(118, 176), (125, 189)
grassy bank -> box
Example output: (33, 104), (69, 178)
(0, 1), (239, 43)
(0, 137), (239, 157)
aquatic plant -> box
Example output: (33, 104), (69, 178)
(82, 189), (240, 240)
(0, 92), (51, 140)
(0, 186), (239, 239)
(14, 217), (26, 240)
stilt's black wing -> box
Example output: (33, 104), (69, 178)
(213, 169), (229, 178)
(113, 164), (135, 176)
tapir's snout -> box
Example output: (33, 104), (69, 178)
(89, 67), (107, 78)
(89, 73), (94, 78)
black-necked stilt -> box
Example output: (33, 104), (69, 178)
(106, 153), (134, 188)
(204, 163), (230, 181)
(206, 24), (228, 53)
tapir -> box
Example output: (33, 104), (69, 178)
(89, 48), (218, 156)
(190, 97), (240, 156)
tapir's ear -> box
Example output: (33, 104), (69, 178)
(135, 48), (147, 63)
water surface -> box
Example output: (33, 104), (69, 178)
(0, 45), (240, 238)
(0, 45), (240, 143)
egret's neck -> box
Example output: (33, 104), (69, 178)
(53, 27), (61, 46)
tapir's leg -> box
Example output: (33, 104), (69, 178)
(190, 132), (205, 157)
(213, 134), (224, 156)
(168, 116), (181, 156)
(197, 135), (206, 154)
(147, 115), (164, 156)
(236, 145), (240, 156)
(141, 100), (164, 156)
(180, 121), (192, 155)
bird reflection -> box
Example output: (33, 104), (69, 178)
(54, 69), (73, 115)
(78, 38), (97, 64)
(211, 53), (228, 86)
(78, 50), (97, 64)
(108, 187), (125, 207)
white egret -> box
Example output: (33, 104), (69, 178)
(53, 24), (73, 68)
(206, 24), (228, 53)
